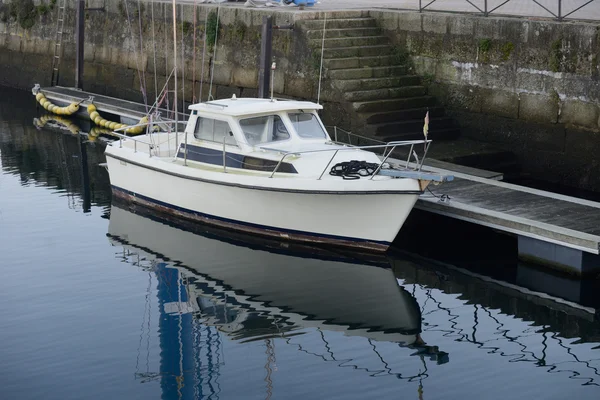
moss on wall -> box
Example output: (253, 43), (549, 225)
(205, 10), (220, 49)
(549, 38), (563, 72)
(501, 42), (514, 61)
(0, 0), (58, 29)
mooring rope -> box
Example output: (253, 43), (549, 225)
(192, 0), (198, 103)
(180, 5), (186, 116)
(151, 0), (158, 102)
(163, 3), (171, 119)
(199, 8), (209, 102)
(123, 0), (148, 110)
(208, 7), (221, 102)
(426, 186), (451, 202)
(147, 67), (175, 114)
(137, 0), (148, 110)
(317, 13), (327, 105)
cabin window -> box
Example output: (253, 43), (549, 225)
(194, 117), (236, 145)
(239, 115), (290, 146)
(289, 113), (327, 139)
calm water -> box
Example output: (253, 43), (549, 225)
(1, 87), (599, 400)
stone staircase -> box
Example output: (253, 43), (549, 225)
(300, 14), (461, 143)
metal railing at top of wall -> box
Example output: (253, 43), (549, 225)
(418, 0), (596, 22)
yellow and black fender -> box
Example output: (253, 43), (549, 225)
(33, 114), (80, 135)
(87, 104), (148, 136)
(88, 126), (116, 141)
(35, 92), (80, 116)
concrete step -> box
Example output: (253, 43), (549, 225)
(305, 27), (382, 39)
(378, 127), (461, 142)
(325, 56), (400, 70)
(328, 65), (407, 80)
(322, 45), (393, 59)
(311, 36), (390, 48)
(344, 86), (427, 102)
(371, 117), (457, 136)
(301, 17), (377, 30)
(353, 96), (436, 113)
(334, 76), (422, 91)
(363, 107), (447, 124)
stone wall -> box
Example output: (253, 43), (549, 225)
(0, 0), (320, 104)
(373, 10), (600, 190)
(2, 1), (600, 190)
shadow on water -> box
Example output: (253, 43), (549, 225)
(395, 208), (600, 310)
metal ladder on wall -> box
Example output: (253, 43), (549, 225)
(50, 0), (68, 87)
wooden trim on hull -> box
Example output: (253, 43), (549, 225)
(112, 186), (391, 252)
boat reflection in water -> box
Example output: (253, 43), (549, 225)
(107, 203), (447, 398)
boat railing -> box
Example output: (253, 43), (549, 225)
(111, 118), (179, 157)
(325, 126), (386, 149)
(264, 140), (432, 180)
(109, 121), (432, 180)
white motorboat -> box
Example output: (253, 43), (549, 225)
(104, 96), (451, 252)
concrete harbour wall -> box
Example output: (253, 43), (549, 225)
(0, 0), (321, 104)
(374, 11), (600, 189)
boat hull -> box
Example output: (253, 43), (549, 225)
(106, 152), (420, 252)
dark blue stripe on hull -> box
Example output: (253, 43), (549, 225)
(111, 185), (391, 251)
(178, 143), (245, 168)
(177, 143), (298, 173)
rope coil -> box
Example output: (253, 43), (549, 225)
(329, 160), (380, 180)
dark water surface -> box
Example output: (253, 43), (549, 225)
(1, 87), (599, 400)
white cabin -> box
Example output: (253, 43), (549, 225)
(180, 97), (379, 177)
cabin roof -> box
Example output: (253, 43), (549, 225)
(188, 97), (323, 117)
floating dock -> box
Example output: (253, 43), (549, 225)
(39, 86), (186, 125)
(414, 163), (600, 276)
(37, 86), (600, 276)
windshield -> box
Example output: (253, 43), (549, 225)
(288, 113), (327, 139)
(239, 115), (290, 145)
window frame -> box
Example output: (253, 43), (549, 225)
(287, 111), (329, 140)
(238, 113), (293, 147)
(190, 115), (239, 147)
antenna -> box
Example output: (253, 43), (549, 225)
(270, 61), (276, 102)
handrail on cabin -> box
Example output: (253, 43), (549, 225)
(111, 123), (433, 180)
(264, 140), (432, 179)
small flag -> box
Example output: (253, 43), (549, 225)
(423, 110), (429, 151)
(423, 110), (429, 139)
